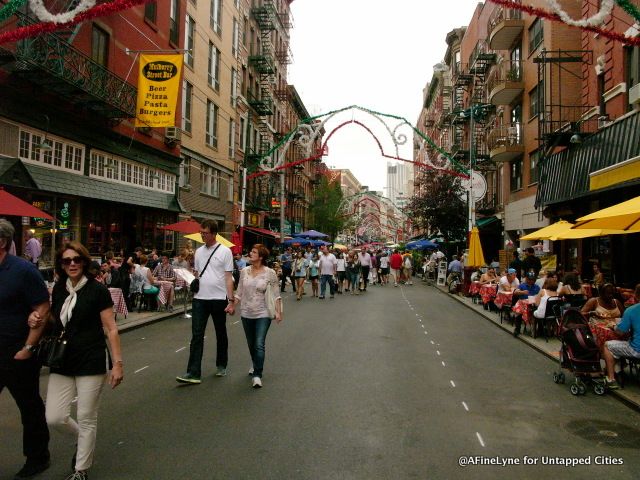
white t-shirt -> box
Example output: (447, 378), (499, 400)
(358, 252), (372, 267)
(194, 242), (233, 300)
(318, 253), (337, 275)
(336, 258), (346, 272)
(379, 256), (389, 268)
(499, 275), (520, 291)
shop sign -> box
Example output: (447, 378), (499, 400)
(271, 197), (287, 210)
(135, 54), (183, 128)
(248, 213), (260, 227)
(459, 172), (487, 202)
(58, 202), (70, 230)
(31, 200), (51, 228)
(294, 222), (302, 234)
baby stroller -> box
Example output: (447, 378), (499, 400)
(553, 309), (606, 396)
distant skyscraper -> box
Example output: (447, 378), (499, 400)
(386, 161), (407, 205)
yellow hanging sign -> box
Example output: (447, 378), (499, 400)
(135, 54), (183, 128)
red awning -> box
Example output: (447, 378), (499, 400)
(0, 188), (53, 220)
(243, 226), (281, 239)
(161, 220), (201, 233)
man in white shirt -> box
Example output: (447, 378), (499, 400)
(499, 268), (520, 292)
(24, 230), (42, 267)
(318, 246), (337, 299)
(358, 250), (372, 291)
(177, 220), (235, 384)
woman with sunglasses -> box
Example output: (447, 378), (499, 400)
(29, 241), (123, 480)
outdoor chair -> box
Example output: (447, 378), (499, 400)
(537, 297), (563, 342)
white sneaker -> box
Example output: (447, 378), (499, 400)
(248, 367), (254, 376)
(252, 377), (262, 388)
(215, 367), (227, 377)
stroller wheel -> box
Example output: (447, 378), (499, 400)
(559, 373), (566, 384)
(553, 373), (559, 384)
(594, 383), (606, 396)
(578, 383), (587, 395)
(570, 384), (580, 395)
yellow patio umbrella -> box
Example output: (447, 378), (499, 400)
(467, 227), (485, 268)
(332, 243), (348, 251)
(573, 195), (640, 232)
(184, 232), (235, 247)
(519, 220), (575, 240)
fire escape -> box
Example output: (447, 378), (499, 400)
(0, 9), (136, 119)
(467, 41), (496, 168)
(247, 0), (276, 170)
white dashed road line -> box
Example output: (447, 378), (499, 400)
(134, 366), (149, 374)
(462, 401), (469, 411)
(175, 347), (186, 353)
(450, 380), (456, 388)
(476, 432), (486, 447)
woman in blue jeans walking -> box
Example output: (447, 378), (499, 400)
(234, 244), (282, 388)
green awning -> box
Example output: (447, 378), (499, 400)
(24, 163), (181, 212)
(476, 216), (499, 228)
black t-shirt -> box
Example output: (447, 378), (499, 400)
(51, 279), (113, 376)
(0, 254), (49, 365)
(523, 255), (542, 276)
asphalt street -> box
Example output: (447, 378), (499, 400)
(2, 283), (640, 480)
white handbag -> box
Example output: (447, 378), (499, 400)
(265, 276), (282, 319)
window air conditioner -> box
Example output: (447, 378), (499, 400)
(629, 83), (640, 106)
(165, 126), (182, 142)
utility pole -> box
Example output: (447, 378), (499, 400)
(279, 171), (285, 243)
(469, 105), (475, 233)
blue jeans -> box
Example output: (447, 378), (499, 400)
(349, 272), (359, 290)
(186, 299), (228, 378)
(320, 274), (335, 297)
(241, 317), (272, 378)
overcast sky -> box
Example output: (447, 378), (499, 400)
(288, 0), (484, 192)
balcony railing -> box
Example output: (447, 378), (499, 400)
(487, 0), (524, 50)
(247, 90), (273, 115)
(0, 11), (136, 118)
(487, 123), (524, 162)
(487, 60), (523, 105)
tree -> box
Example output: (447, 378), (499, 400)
(406, 168), (467, 244)
(308, 176), (346, 239)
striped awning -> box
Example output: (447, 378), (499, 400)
(536, 112), (640, 208)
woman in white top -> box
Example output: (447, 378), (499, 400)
(234, 244), (282, 388)
(533, 278), (559, 319)
(336, 252), (346, 293)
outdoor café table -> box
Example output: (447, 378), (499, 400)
(108, 287), (128, 318)
(512, 298), (538, 334)
(479, 283), (498, 306)
(469, 281), (481, 296)
(155, 280), (172, 306)
(494, 291), (513, 310)
(589, 318), (630, 349)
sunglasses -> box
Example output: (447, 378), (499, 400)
(61, 256), (83, 266)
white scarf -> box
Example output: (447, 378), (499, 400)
(59, 276), (88, 327)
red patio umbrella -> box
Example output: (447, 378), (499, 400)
(0, 188), (53, 220)
(161, 220), (201, 233)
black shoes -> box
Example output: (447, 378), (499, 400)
(14, 458), (50, 479)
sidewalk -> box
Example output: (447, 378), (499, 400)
(428, 280), (640, 411)
(114, 301), (191, 332)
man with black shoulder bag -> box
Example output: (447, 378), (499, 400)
(177, 220), (235, 384)
(0, 219), (52, 479)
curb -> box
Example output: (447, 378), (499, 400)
(427, 282), (640, 412)
(117, 308), (192, 334)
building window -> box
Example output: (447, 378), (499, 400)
(91, 25), (109, 67)
(206, 100), (218, 148)
(242, 16), (248, 46)
(239, 116), (246, 151)
(510, 157), (523, 192)
(182, 81), (192, 133)
(208, 43), (220, 90)
(179, 157), (191, 187)
(144, 1), (157, 23)
(19, 129), (83, 173)
(210, 0), (222, 35)
(230, 67), (237, 107)
(169, 0), (179, 45)
(200, 163), (210, 194)
(232, 17), (239, 58)
(227, 174), (234, 201)
(228, 120), (235, 159)
(529, 82), (544, 118)
(529, 150), (539, 184)
(184, 15), (195, 67)
(528, 18), (543, 54)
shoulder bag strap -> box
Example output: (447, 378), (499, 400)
(199, 244), (221, 278)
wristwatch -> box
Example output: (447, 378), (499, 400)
(24, 344), (37, 353)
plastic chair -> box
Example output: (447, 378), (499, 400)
(537, 297), (563, 342)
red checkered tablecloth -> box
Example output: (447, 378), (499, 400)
(469, 282), (481, 296)
(108, 288), (128, 318)
(589, 319), (630, 349)
(494, 291), (513, 310)
(512, 299), (533, 326)
(480, 284), (498, 305)
(156, 281), (173, 306)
